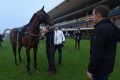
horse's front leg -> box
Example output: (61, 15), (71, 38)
(26, 47), (31, 75)
(33, 46), (39, 73)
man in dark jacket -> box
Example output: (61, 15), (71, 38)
(45, 26), (56, 74)
(74, 29), (81, 50)
(87, 5), (120, 80)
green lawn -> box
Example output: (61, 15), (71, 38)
(0, 38), (120, 80)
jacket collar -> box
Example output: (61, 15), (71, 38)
(94, 18), (112, 28)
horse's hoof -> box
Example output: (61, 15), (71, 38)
(15, 63), (18, 66)
(25, 65), (29, 68)
(48, 71), (56, 75)
(25, 65), (31, 75)
(28, 72), (31, 75)
(19, 60), (22, 63)
(35, 70), (39, 74)
(27, 72), (31, 75)
(26, 70), (31, 75)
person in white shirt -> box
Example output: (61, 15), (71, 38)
(53, 26), (65, 64)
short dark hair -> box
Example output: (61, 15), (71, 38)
(94, 5), (109, 18)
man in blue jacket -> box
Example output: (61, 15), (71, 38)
(87, 5), (120, 80)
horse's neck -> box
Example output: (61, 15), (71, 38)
(23, 13), (41, 34)
(26, 23), (40, 35)
(28, 18), (40, 30)
(29, 13), (41, 27)
(28, 17), (41, 32)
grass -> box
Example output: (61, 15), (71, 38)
(0, 38), (120, 80)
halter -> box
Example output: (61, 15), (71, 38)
(25, 32), (40, 38)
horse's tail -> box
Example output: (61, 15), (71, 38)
(10, 28), (19, 65)
(10, 28), (18, 47)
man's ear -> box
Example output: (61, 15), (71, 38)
(97, 12), (102, 18)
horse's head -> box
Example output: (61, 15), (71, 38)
(37, 6), (53, 26)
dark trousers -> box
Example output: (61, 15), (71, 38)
(46, 47), (56, 72)
(0, 41), (2, 47)
(53, 44), (63, 64)
(75, 40), (80, 49)
(0, 42), (1, 47)
(93, 74), (109, 80)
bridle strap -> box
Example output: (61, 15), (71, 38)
(25, 32), (40, 38)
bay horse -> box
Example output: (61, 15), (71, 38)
(10, 6), (53, 75)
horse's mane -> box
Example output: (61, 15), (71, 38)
(29, 13), (37, 24)
(19, 13), (38, 33)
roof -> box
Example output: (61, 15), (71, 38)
(48, 0), (119, 23)
(48, 0), (120, 23)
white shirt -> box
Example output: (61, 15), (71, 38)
(54, 30), (65, 45)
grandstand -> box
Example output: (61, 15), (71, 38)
(48, 0), (120, 28)
(48, 0), (120, 38)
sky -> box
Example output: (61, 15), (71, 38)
(0, 0), (64, 33)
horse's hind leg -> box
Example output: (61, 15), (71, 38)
(12, 45), (17, 65)
(10, 29), (18, 65)
(18, 45), (22, 62)
(33, 47), (39, 73)
(26, 48), (31, 75)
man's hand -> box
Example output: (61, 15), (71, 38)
(61, 41), (65, 47)
(62, 41), (65, 44)
(87, 71), (93, 80)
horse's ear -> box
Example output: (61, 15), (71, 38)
(41, 6), (44, 11)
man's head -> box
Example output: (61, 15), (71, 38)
(54, 26), (59, 31)
(92, 5), (109, 23)
(45, 25), (53, 32)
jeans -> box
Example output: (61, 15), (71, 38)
(53, 44), (63, 64)
(93, 74), (109, 80)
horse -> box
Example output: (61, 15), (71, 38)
(10, 6), (53, 75)
(0, 29), (11, 47)
(0, 34), (3, 47)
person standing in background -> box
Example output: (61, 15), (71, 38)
(74, 29), (81, 50)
